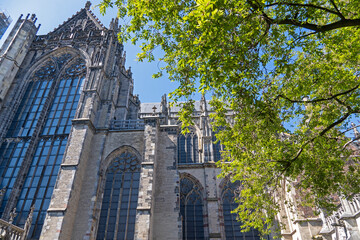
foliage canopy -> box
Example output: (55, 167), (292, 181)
(99, 0), (360, 236)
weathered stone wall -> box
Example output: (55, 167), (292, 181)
(73, 130), (144, 239)
(152, 128), (181, 240)
(134, 120), (157, 240)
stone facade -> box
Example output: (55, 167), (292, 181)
(0, 2), (359, 240)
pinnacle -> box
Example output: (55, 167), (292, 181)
(85, 1), (92, 10)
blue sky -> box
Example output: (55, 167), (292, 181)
(0, 0), (179, 103)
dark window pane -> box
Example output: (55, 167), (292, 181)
(180, 177), (204, 240)
(222, 181), (262, 240)
(96, 151), (140, 240)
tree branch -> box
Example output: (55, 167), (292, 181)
(252, 0), (357, 33)
(293, 31), (317, 42)
(334, 97), (352, 112)
(343, 135), (360, 150)
(275, 84), (360, 103)
(319, 111), (352, 137)
(279, 111), (353, 174)
(340, 124), (360, 135)
(271, 18), (360, 33)
(265, 2), (342, 18)
(329, 0), (345, 20)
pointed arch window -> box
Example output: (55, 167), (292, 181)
(6, 61), (56, 138)
(14, 57), (86, 238)
(222, 181), (261, 240)
(180, 177), (205, 240)
(41, 58), (86, 136)
(0, 55), (86, 239)
(212, 133), (226, 162)
(96, 151), (141, 240)
(178, 130), (199, 164)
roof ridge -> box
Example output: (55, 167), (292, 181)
(87, 9), (105, 29)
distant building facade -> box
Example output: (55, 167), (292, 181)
(0, 2), (359, 240)
(0, 10), (11, 39)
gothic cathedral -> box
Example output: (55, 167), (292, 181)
(0, 2), (357, 240)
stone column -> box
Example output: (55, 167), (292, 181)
(134, 118), (158, 240)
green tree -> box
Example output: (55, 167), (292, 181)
(99, 0), (360, 236)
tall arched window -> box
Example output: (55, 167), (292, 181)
(222, 181), (261, 240)
(178, 130), (199, 164)
(180, 177), (205, 240)
(0, 54), (86, 238)
(15, 57), (86, 238)
(0, 60), (57, 219)
(96, 151), (141, 240)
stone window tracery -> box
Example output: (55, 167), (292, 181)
(180, 177), (205, 239)
(221, 181), (261, 240)
(178, 129), (199, 164)
(96, 151), (141, 240)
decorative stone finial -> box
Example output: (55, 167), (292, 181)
(85, 1), (92, 10)
(9, 208), (17, 224)
(200, 94), (207, 114)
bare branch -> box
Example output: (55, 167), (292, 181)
(343, 135), (360, 149)
(340, 124), (360, 135)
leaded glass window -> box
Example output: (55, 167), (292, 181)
(42, 59), (85, 136)
(6, 61), (55, 138)
(222, 181), (261, 240)
(178, 130), (199, 164)
(0, 55), (86, 239)
(15, 137), (67, 237)
(96, 151), (141, 240)
(0, 140), (29, 216)
(212, 134), (223, 162)
(180, 177), (205, 240)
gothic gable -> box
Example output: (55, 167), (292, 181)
(47, 6), (105, 39)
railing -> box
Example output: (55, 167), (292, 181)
(0, 218), (24, 240)
(320, 195), (360, 238)
(110, 120), (145, 130)
(0, 206), (33, 240)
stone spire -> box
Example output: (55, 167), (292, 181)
(85, 1), (92, 10)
